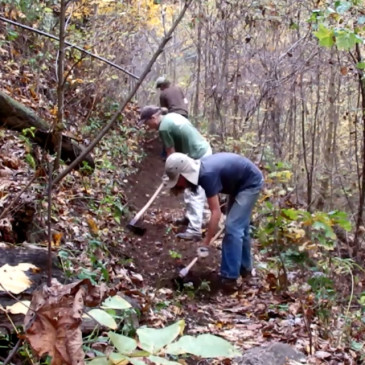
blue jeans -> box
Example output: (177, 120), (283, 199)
(220, 183), (263, 279)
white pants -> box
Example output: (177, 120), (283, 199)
(184, 146), (212, 234)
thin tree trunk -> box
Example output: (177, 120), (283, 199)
(53, 0), (66, 171)
(193, 0), (202, 118)
(354, 43), (365, 254)
(307, 63), (321, 210)
(300, 74), (311, 209)
(317, 50), (337, 210)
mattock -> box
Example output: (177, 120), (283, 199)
(178, 226), (225, 278)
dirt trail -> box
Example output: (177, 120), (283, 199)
(122, 140), (309, 358)
(124, 138), (221, 289)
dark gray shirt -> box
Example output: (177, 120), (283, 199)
(160, 86), (188, 117)
(198, 153), (263, 198)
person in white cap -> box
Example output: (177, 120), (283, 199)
(164, 152), (264, 290)
(155, 77), (188, 118)
(139, 106), (212, 241)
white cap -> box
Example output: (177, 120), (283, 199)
(164, 153), (201, 188)
(156, 76), (169, 88)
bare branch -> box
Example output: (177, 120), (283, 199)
(0, 16), (139, 80)
(52, 0), (193, 186)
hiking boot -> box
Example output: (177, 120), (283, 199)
(176, 231), (202, 241)
(219, 277), (240, 294)
(240, 268), (253, 278)
(174, 217), (189, 226)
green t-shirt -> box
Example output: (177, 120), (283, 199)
(159, 113), (209, 159)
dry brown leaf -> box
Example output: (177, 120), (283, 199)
(24, 279), (107, 365)
(340, 66), (348, 75)
(52, 232), (63, 247)
(1, 155), (20, 169)
(87, 217), (99, 235)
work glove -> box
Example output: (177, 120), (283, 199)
(197, 246), (209, 258)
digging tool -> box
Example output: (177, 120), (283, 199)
(178, 226), (225, 278)
(127, 182), (164, 235)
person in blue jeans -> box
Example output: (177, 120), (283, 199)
(164, 152), (264, 290)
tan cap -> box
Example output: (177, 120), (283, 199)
(164, 153), (200, 188)
(138, 105), (160, 126)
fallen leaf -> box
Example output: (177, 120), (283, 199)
(131, 273), (143, 282)
(24, 279), (105, 365)
(6, 300), (31, 315)
(87, 309), (117, 329)
(87, 217), (99, 235)
(52, 232), (63, 247)
(0, 263), (38, 294)
(315, 350), (332, 359)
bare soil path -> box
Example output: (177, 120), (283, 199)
(123, 138), (222, 291)
(120, 140), (306, 358)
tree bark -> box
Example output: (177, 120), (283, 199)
(354, 43), (365, 254)
(317, 49), (337, 210)
(53, 0), (67, 171)
(193, 0), (202, 118)
(0, 90), (95, 170)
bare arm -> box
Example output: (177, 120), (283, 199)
(166, 146), (176, 156)
(202, 195), (221, 246)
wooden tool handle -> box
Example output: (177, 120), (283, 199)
(211, 226), (225, 244)
(129, 182), (164, 225)
(185, 257), (198, 271)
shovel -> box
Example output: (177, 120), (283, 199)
(178, 226), (225, 278)
(127, 182), (164, 235)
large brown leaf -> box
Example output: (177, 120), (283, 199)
(24, 279), (107, 365)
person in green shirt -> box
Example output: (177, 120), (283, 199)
(139, 105), (212, 240)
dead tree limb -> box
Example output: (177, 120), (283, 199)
(0, 16), (139, 80)
(52, 0), (193, 186)
(0, 90), (95, 170)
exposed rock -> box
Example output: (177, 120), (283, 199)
(235, 342), (306, 365)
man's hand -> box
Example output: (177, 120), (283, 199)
(197, 246), (209, 258)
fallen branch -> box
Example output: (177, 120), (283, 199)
(52, 0), (193, 186)
(0, 90), (95, 170)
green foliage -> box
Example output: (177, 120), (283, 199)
(310, 0), (364, 51)
(22, 126), (36, 138)
(256, 195), (352, 252)
(335, 28), (362, 50)
(86, 314), (240, 364)
(25, 153), (36, 169)
(6, 29), (19, 41)
(169, 250), (182, 259)
(314, 24), (335, 48)
(101, 296), (132, 311)
(88, 309), (118, 330)
(80, 161), (94, 175)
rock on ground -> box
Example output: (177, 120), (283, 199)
(235, 342), (306, 365)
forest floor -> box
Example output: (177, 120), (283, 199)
(115, 139), (319, 363)
(0, 132), (356, 364)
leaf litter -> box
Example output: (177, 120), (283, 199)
(0, 115), (362, 364)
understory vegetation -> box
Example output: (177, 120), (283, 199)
(1, 0), (365, 364)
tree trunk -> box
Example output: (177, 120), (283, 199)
(354, 43), (365, 255)
(53, 0), (67, 171)
(317, 50), (337, 210)
(193, 0), (202, 118)
(0, 91), (95, 170)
